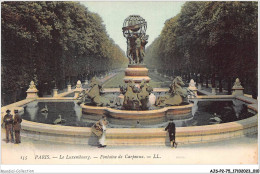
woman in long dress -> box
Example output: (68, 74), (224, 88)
(92, 116), (108, 148)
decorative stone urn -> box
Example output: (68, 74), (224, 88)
(232, 78), (244, 96)
(26, 81), (39, 99)
(74, 80), (83, 98)
(188, 79), (198, 96)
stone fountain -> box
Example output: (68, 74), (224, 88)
(79, 15), (195, 122)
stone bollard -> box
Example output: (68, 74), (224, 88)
(74, 80), (83, 98)
(188, 79), (198, 96)
(26, 81), (39, 99)
(67, 85), (72, 92)
(53, 88), (58, 97)
(232, 78), (244, 96)
(211, 88), (216, 95)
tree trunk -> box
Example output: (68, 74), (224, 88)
(227, 77), (231, 95)
(200, 74), (203, 87)
(251, 79), (258, 99)
(12, 90), (18, 103)
(206, 75), (209, 88)
(211, 73), (216, 88)
(219, 77), (223, 92)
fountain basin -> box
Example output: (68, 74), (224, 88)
(81, 103), (194, 120)
(1, 89), (257, 146)
(19, 110), (257, 146)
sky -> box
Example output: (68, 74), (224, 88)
(81, 1), (185, 53)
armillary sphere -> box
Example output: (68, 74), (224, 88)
(122, 15), (147, 38)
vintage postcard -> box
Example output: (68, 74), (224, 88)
(1, 1), (258, 173)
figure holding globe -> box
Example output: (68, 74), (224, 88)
(122, 15), (149, 64)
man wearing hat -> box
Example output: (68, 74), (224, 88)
(3, 109), (14, 143)
(165, 119), (178, 148)
(13, 110), (22, 144)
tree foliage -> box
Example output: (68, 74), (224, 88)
(2, 1), (128, 104)
(145, 1), (257, 98)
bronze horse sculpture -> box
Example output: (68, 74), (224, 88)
(155, 76), (192, 106)
(76, 77), (113, 107)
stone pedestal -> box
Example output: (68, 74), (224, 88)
(211, 88), (216, 95)
(188, 79), (198, 96)
(232, 88), (244, 96)
(26, 81), (39, 99)
(26, 89), (39, 99)
(232, 78), (244, 96)
(124, 64), (151, 83)
(67, 85), (72, 92)
(53, 88), (58, 97)
(74, 90), (81, 98)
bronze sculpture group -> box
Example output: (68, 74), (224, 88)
(120, 80), (153, 110)
(123, 15), (149, 64)
(77, 15), (194, 111)
(78, 76), (193, 110)
(125, 33), (148, 64)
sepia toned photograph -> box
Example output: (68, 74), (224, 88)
(1, 1), (258, 173)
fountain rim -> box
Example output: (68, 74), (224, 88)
(16, 109), (258, 145)
(80, 103), (194, 120)
(80, 103), (194, 113)
(1, 94), (257, 145)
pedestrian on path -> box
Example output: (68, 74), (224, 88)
(13, 110), (22, 144)
(92, 115), (108, 148)
(3, 109), (14, 143)
(165, 119), (178, 148)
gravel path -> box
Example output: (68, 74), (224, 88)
(1, 130), (257, 165)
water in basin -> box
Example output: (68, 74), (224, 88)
(21, 99), (254, 128)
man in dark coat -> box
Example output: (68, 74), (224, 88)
(3, 109), (14, 143)
(165, 119), (178, 148)
(13, 110), (22, 144)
